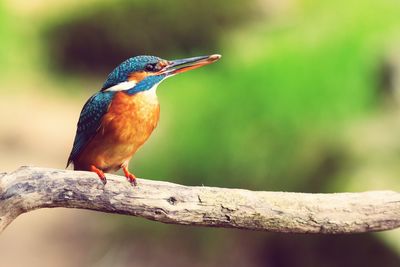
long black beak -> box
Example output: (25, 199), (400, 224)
(162, 54), (221, 75)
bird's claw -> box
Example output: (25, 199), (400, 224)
(90, 165), (107, 186)
(126, 174), (137, 186)
(100, 177), (107, 185)
(122, 166), (137, 186)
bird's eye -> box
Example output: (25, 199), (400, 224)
(145, 64), (155, 72)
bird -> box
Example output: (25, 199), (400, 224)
(67, 54), (221, 186)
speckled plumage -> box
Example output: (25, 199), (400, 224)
(67, 56), (165, 170)
(67, 54), (221, 185)
(102, 56), (161, 91)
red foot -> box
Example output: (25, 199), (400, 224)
(90, 165), (107, 185)
(122, 166), (137, 186)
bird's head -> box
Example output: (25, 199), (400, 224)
(101, 54), (221, 93)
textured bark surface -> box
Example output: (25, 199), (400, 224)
(0, 166), (400, 234)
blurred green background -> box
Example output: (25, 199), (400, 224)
(1, 0), (400, 266)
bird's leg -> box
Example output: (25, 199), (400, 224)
(90, 165), (107, 185)
(122, 166), (137, 186)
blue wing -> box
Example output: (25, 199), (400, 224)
(67, 91), (115, 167)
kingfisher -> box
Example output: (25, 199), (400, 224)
(67, 54), (221, 186)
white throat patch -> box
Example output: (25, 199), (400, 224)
(140, 83), (160, 103)
(104, 80), (137, 92)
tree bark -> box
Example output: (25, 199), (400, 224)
(0, 166), (399, 234)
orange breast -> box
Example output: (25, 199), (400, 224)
(76, 90), (160, 171)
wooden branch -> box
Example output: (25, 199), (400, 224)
(0, 166), (399, 234)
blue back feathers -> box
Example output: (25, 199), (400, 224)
(67, 91), (115, 166)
